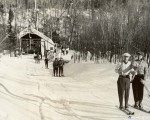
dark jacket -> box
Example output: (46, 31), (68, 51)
(45, 58), (48, 63)
(53, 60), (59, 68)
(58, 59), (64, 67)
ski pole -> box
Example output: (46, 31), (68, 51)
(144, 85), (150, 98)
(141, 79), (150, 98)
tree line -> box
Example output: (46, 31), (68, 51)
(0, 0), (150, 62)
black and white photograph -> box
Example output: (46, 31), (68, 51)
(0, 0), (150, 120)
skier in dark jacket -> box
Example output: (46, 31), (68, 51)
(53, 58), (59, 77)
(58, 57), (64, 77)
(45, 57), (49, 69)
(132, 52), (148, 109)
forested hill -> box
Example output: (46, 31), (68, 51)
(0, 0), (150, 57)
(0, 0), (144, 10)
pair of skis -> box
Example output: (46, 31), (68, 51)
(129, 105), (150, 114)
(116, 106), (134, 115)
(117, 105), (150, 115)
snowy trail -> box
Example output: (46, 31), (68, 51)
(0, 55), (149, 120)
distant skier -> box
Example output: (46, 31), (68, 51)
(44, 57), (49, 69)
(66, 48), (69, 55)
(53, 58), (59, 77)
(132, 52), (148, 109)
(115, 53), (134, 109)
(58, 57), (64, 77)
(36, 52), (40, 64)
(40, 52), (42, 60)
(62, 49), (65, 55)
(34, 53), (37, 63)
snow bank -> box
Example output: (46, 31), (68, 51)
(64, 62), (117, 81)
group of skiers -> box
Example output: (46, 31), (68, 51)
(33, 50), (65, 77)
(34, 52), (42, 63)
(116, 51), (148, 110)
(53, 57), (64, 77)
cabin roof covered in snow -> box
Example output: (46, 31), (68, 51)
(18, 28), (54, 46)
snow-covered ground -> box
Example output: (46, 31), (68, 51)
(0, 55), (150, 120)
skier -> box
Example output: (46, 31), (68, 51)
(53, 58), (59, 77)
(132, 51), (148, 109)
(36, 52), (40, 64)
(58, 57), (64, 77)
(40, 52), (42, 60)
(44, 57), (49, 69)
(66, 48), (69, 55)
(115, 53), (133, 110)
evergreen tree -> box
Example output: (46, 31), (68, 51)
(7, 5), (16, 54)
